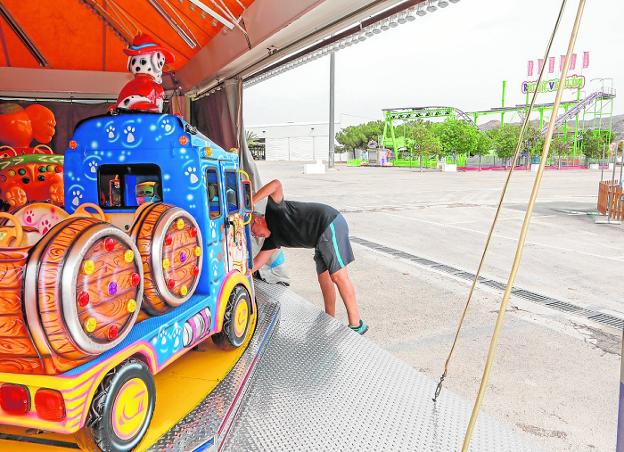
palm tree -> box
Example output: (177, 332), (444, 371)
(245, 130), (260, 147)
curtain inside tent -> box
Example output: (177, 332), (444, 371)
(191, 80), (289, 285)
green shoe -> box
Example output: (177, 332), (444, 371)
(349, 320), (369, 335)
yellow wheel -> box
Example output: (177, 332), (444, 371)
(84, 359), (155, 451)
(212, 285), (253, 350)
(233, 300), (249, 338)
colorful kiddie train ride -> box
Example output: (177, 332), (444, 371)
(0, 110), (256, 451)
(0, 34), (257, 451)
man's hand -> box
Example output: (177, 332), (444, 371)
(251, 249), (278, 274)
(252, 179), (283, 205)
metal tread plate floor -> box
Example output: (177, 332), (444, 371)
(222, 281), (540, 451)
(149, 293), (281, 451)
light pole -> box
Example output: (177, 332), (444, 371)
(328, 52), (336, 168)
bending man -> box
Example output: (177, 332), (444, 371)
(250, 179), (368, 334)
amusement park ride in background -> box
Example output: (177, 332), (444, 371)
(381, 55), (616, 160)
(0, 34), (256, 451)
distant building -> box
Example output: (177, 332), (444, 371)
(246, 121), (341, 161)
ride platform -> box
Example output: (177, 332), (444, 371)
(0, 281), (537, 451)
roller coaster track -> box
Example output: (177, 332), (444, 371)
(540, 90), (616, 134)
(384, 106), (482, 130)
(385, 89), (616, 138)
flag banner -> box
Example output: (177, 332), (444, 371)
(528, 60), (534, 77)
(538, 58), (544, 73)
(583, 51), (590, 68)
(560, 55), (566, 72)
(570, 53), (577, 70)
(548, 57), (555, 73)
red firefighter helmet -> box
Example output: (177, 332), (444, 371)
(124, 34), (175, 65)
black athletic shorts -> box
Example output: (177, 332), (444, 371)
(314, 214), (355, 275)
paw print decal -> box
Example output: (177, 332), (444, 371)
(184, 167), (199, 185)
(72, 190), (83, 206)
(106, 125), (116, 139)
(161, 119), (172, 133)
(89, 161), (98, 173)
(210, 259), (220, 283)
(23, 209), (35, 225)
(40, 219), (52, 235)
(124, 126), (136, 143)
(152, 323), (183, 358)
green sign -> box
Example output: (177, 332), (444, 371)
(521, 75), (585, 94)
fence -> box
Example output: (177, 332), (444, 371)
(597, 180), (624, 220)
(249, 144), (266, 160)
(461, 155), (607, 170)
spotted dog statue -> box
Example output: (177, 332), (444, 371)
(115, 34), (176, 113)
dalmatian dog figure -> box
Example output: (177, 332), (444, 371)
(115, 34), (175, 113)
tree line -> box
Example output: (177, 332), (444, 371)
(335, 119), (613, 164)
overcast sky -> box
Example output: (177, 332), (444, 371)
(243, 0), (624, 129)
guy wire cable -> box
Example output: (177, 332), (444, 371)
(432, 0), (568, 403)
(461, 0), (587, 450)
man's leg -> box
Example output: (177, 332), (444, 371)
(318, 270), (337, 317)
(330, 267), (360, 326)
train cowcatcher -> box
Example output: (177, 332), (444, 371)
(0, 110), (256, 451)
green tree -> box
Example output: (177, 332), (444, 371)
(432, 119), (478, 162)
(580, 129), (607, 161)
(335, 121), (384, 153)
(473, 132), (493, 169)
(409, 121), (441, 168)
(245, 130), (260, 147)
(490, 124), (520, 166)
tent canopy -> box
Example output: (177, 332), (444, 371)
(0, 0), (418, 98)
(0, 0), (252, 71)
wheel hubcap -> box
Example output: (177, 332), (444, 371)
(233, 299), (249, 338)
(111, 378), (149, 441)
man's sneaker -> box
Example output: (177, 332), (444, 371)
(349, 320), (369, 335)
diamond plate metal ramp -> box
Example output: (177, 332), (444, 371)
(149, 292), (281, 451)
(222, 281), (540, 452)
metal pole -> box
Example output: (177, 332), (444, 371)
(619, 142), (623, 183)
(500, 80), (506, 128)
(328, 52), (336, 168)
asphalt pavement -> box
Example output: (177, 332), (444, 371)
(255, 161), (621, 452)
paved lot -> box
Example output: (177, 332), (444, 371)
(255, 161), (622, 452)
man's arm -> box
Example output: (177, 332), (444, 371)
(252, 179), (283, 204)
(251, 249), (278, 274)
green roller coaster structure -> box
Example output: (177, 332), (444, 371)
(382, 82), (616, 158)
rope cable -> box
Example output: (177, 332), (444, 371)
(432, 0), (569, 403)
(461, 1), (587, 449)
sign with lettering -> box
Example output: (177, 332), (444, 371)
(521, 75), (585, 94)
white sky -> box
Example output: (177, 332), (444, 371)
(243, 0), (624, 129)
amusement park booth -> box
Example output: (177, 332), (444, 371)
(0, 0), (544, 450)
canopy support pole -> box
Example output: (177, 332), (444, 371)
(328, 52), (336, 168)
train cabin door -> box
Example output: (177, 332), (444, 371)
(204, 164), (228, 287)
(221, 162), (248, 274)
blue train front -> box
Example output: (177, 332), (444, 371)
(64, 111), (254, 300)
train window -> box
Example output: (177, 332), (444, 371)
(242, 180), (252, 212)
(224, 170), (239, 214)
(205, 167), (222, 219)
(98, 164), (162, 209)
